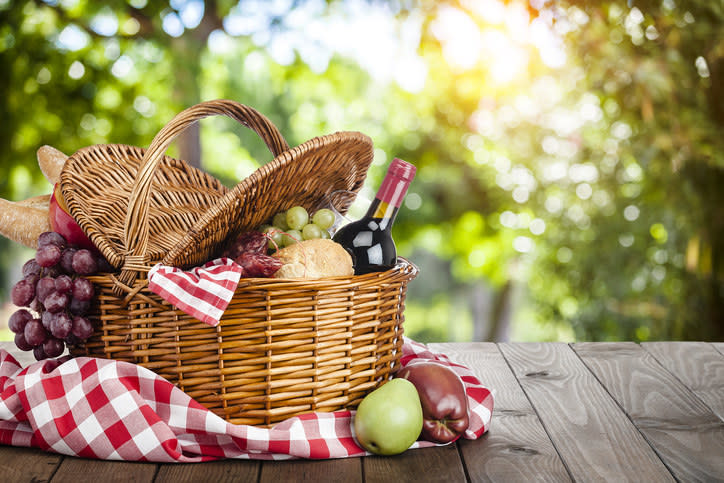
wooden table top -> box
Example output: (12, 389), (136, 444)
(1, 341), (723, 482)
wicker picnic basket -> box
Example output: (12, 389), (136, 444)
(61, 100), (418, 426)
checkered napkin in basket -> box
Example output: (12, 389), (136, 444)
(147, 258), (243, 326)
(0, 338), (493, 462)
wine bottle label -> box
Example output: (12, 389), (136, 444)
(371, 202), (389, 219)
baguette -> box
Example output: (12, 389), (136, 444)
(0, 197), (51, 248)
(273, 238), (353, 279)
(37, 145), (68, 185)
(17, 194), (51, 210)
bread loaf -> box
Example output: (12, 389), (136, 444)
(273, 238), (353, 279)
(18, 194), (51, 210)
(0, 197), (51, 248)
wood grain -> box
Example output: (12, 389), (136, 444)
(50, 457), (157, 482)
(499, 342), (674, 482)
(1, 342), (723, 482)
(0, 445), (63, 483)
(574, 342), (724, 482)
(713, 343), (724, 356)
(363, 444), (465, 482)
(642, 342), (724, 420)
(431, 342), (571, 482)
(259, 457), (361, 483)
(156, 460), (259, 482)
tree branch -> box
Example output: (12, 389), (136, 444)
(192, 1), (225, 43)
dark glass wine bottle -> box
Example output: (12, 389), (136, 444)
(333, 158), (416, 275)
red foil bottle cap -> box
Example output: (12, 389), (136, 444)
(376, 158), (416, 207)
(389, 158), (417, 182)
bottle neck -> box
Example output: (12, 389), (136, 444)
(365, 174), (411, 229)
(365, 198), (400, 229)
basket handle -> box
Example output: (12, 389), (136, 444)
(119, 100), (290, 286)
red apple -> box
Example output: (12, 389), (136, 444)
(49, 183), (96, 250)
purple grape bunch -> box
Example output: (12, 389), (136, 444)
(9, 231), (110, 361)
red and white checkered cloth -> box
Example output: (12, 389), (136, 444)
(148, 258), (243, 326)
(0, 337), (493, 462)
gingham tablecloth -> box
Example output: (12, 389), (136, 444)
(0, 338), (493, 462)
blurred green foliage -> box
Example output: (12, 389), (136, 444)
(0, 0), (722, 342)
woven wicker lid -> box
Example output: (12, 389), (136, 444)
(164, 129), (374, 268)
(60, 144), (230, 271)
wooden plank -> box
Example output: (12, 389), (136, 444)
(642, 342), (724, 420)
(50, 457), (157, 482)
(259, 457), (360, 483)
(430, 342), (571, 482)
(0, 445), (63, 483)
(714, 342), (724, 356)
(574, 342), (724, 482)
(499, 342), (674, 482)
(363, 444), (466, 482)
(156, 460), (260, 482)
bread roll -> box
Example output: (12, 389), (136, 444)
(37, 145), (68, 185)
(273, 238), (353, 279)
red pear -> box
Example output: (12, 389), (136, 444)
(396, 362), (469, 444)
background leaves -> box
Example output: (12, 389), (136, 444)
(1, 0), (722, 342)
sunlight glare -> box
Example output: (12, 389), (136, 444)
(433, 2), (567, 83)
(57, 25), (90, 51)
(530, 18), (566, 68)
(431, 6), (481, 70)
(394, 55), (427, 93)
(464, 0), (505, 24)
(90, 8), (119, 37)
(505, 2), (530, 40)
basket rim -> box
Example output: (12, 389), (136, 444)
(87, 257), (418, 291)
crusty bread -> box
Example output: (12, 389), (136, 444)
(0, 197), (51, 249)
(273, 238), (353, 279)
(37, 145), (68, 185)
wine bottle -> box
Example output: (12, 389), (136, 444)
(333, 158), (416, 275)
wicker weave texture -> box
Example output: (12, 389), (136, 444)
(72, 260), (417, 426)
(164, 130), (374, 270)
(60, 101), (291, 288)
(60, 99), (417, 426)
(60, 144), (228, 271)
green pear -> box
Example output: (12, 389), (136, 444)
(353, 378), (423, 455)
